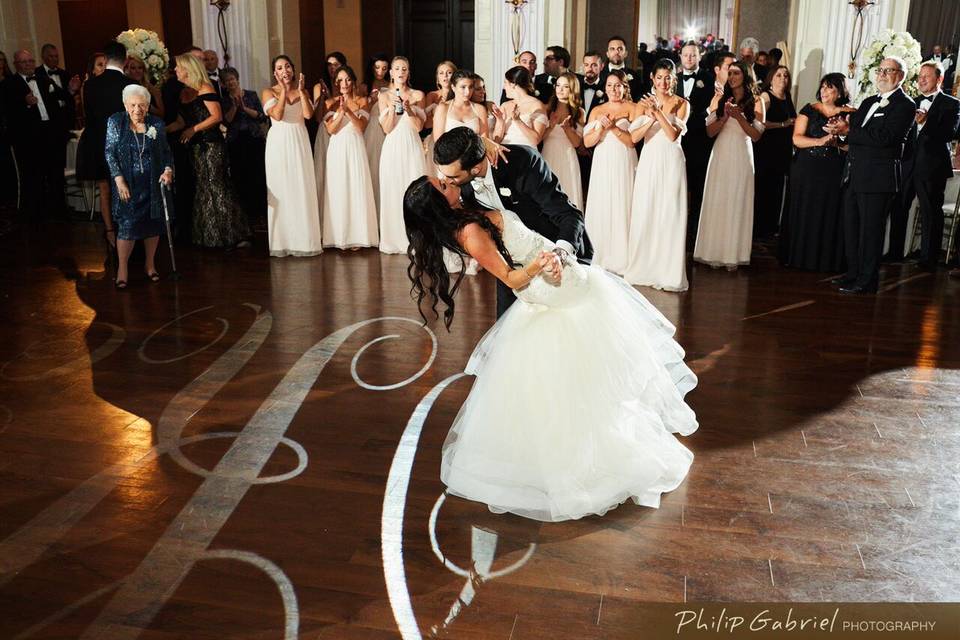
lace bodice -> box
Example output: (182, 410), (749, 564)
(497, 209), (589, 308)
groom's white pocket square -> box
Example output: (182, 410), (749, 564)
(498, 187), (512, 197)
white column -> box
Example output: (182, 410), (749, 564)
(637, 0), (657, 46)
(476, 0), (548, 102)
(190, 0), (275, 91)
(789, 0), (912, 106)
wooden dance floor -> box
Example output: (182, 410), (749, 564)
(1, 217), (958, 639)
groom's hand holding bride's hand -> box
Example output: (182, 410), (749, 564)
(538, 251), (563, 284)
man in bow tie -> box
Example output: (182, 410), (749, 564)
(889, 60), (960, 270)
(434, 127), (593, 317)
(1, 48), (71, 218)
(534, 45), (572, 105)
(578, 51), (605, 195)
(676, 41), (714, 241)
(203, 49), (223, 98)
(599, 36), (644, 101)
(35, 43), (80, 212)
(824, 56), (917, 294)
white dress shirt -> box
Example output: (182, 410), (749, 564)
(43, 65), (62, 88)
(20, 73), (50, 121)
(918, 90), (940, 133)
(862, 87), (901, 126)
(681, 67), (699, 97)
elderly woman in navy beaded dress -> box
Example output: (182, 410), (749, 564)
(105, 84), (174, 289)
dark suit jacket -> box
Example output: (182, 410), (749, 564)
(676, 68), (714, 165)
(580, 77), (606, 119)
(0, 73), (68, 144)
(82, 68), (136, 148)
(459, 145), (592, 262)
(35, 64), (75, 131)
(844, 88), (917, 193)
(911, 92), (960, 181)
(599, 64), (644, 101)
(533, 73), (555, 104)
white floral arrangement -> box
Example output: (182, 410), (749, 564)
(116, 28), (170, 86)
(856, 29), (922, 100)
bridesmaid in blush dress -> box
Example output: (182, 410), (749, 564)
(497, 66), (548, 147)
(262, 55), (321, 257)
(541, 71), (585, 210)
(583, 70), (637, 275)
(322, 66), (378, 249)
(694, 62), (765, 270)
(624, 59), (690, 291)
(378, 56), (427, 254)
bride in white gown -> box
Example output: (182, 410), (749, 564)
(262, 55), (322, 257)
(402, 175), (699, 522)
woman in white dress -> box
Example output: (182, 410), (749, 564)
(497, 66), (548, 147)
(432, 69), (491, 274)
(378, 56), (426, 254)
(423, 61), (456, 177)
(694, 61), (765, 270)
(583, 70), (638, 274)
(469, 73), (498, 136)
(312, 81), (330, 223)
(322, 66), (378, 249)
(624, 59), (690, 290)
(262, 55), (322, 257)
(541, 71), (584, 210)
(402, 175), (698, 522)
(364, 53), (390, 211)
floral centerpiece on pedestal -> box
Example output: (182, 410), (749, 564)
(856, 29), (922, 100)
(116, 28), (170, 86)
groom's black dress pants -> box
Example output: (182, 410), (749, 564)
(496, 281), (515, 318)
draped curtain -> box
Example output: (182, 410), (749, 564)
(656, 0), (721, 41)
(906, 0), (960, 54)
(190, 0), (258, 91)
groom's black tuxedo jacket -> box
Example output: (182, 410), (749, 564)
(459, 144), (593, 264)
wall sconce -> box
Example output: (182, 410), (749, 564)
(506, 0), (532, 57)
(848, 0), (876, 78)
(210, 0), (231, 66)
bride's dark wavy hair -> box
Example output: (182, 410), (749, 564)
(403, 176), (514, 330)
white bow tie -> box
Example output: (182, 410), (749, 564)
(609, 64), (624, 70)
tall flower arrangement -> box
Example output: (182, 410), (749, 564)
(116, 28), (170, 85)
(857, 29), (922, 100)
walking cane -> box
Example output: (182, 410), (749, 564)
(160, 180), (180, 280)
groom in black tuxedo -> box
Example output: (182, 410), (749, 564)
(434, 127), (593, 317)
(826, 56), (916, 294)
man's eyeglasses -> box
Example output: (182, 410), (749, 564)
(876, 67), (901, 76)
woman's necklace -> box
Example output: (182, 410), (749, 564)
(132, 123), (146, 172)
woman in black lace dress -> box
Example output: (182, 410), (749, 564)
(169, 54), (249, 248)
(779, 73), (855, 271)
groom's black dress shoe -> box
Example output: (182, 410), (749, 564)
(830, 275), (854, 287)
(838, 284), (877, 295)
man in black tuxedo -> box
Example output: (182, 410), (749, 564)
(578, 51), (605, 197)
(897, 61), (960, 270)
(535, 46), (573, 105)
(36, 43), (80, 213)
(738, 37), (767, 84)
(1, 49), (71, 218)
(826, 57), (917, 294)
(599, 36), (644, 101)
(676, 41), (714, 241)
(82, 41), (136, 241)
(203, 49), (223, 98)
(434, 127), (593, 317)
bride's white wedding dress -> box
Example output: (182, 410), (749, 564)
(441, 209), (699, 522)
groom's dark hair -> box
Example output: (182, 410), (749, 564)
(434, 127), (486, 170)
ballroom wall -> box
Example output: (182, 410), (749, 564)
(737, 0), (790, 54)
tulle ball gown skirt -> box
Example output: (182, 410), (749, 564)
(441, 265), (699, 522)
